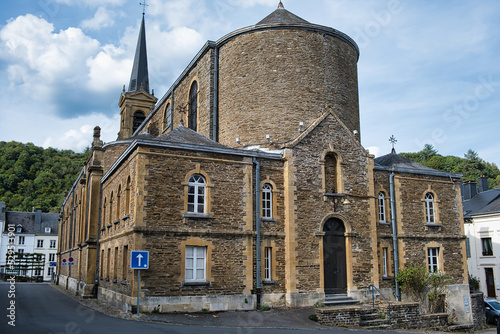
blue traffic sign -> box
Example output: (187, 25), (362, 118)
(130, 250), (149, 269)
(49, 262), (57, 267)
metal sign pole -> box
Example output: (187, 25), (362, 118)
(137, 269), (140, 316)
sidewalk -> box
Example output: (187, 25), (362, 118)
(51, 283), (498, 332)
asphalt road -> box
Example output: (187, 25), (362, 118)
(1, 281), (493, 334)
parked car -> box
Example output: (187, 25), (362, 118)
(485, 298), (500, 325)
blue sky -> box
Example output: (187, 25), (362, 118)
(0, 0), (499, 166)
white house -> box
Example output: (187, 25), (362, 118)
(0, 203), (59, 281)
(463, 178), (500, 298)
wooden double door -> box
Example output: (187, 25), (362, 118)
(323, 218), (347, 294)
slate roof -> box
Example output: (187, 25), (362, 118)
(463, 188), (500, 218)
(257, 7), (309, 25)
(3, 210), (59, 234)
(374, 152), (458, 178)
(133, 125), (228, 149)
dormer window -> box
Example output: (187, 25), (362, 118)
(45, 227), (51, 234)
(16, 225), (23, 233)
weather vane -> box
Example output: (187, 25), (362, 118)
(389, 135), (397, 153)
(140, 1), (148, 15)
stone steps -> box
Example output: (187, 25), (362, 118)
(323, 294), (359, 306)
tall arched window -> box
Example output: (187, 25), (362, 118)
(133, 111), (145, 133)
(262, 183), (273, 219)
(164, 103), (171, 130)
(188, 174), (205, 213)
(425, 193), (435, 223)
(324, 153), (337, 193)
(125, 177), (131, 215)
(109, 192), (114, 224)
(103, 198), (107, 229)
(378, 192), (386, 223)
(116, 185), (121, 221)
(188, 81), (198, 131)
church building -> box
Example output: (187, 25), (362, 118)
(57, 2), (470, 323)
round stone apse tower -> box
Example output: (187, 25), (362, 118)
(216, 4), (360, 148)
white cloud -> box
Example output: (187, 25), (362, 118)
(81, 7), (115, 30)
(86, 44), (131, 92)
(54, 0), (125, 7)
(0, 14), (100, 105)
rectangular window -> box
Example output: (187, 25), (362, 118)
(428, 247), (439, 272)
(185, 246), (206, 282)
(50, 240), (56, 248)
(49, 253), (55, 261)
(18, 249), (24, 254)
(122, 245), (128, 281)
(37, 240), (44, 248)
(48, 268), (54, 276)
(107, 248), (111, 278)
(382, 247), (388, 277)
(100, 249), (104, 277)
(264, 247), (272, 281)
(482, 237), (493, 256)
(34, 268), (42, 276)
(18, 236), (25, 245)
(114, 247), (118, 279)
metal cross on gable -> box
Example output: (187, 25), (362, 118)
(389, 135), (397, 153)
(140, 1), (149, 15)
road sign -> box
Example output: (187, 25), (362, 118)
(49, 262), (57, 267)
(130, 250), (149, 269)
(62, 259), (67, 266)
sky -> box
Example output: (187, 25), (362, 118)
(0, 0), (499, 166)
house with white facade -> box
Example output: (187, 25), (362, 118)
(0, 203), (59, 281)
(463, 177), (500, 298)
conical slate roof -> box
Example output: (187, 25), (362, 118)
(257, 3), (309, 25)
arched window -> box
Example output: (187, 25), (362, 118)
(262, 183), (273, 219)
(103, 198), (107, 229)
(164, 103), (171, 130)
(378, 192), (386, 223)
(188, 81), (198, 131)
(188, 174), (205, 213)
(133, 111), (145, 133)
(109, 192), (114, 224)
(425, 193), (435, 223)
(125, 177), (131, 215)
(116, 185), (121, 221)
(324, 152), (337, 193)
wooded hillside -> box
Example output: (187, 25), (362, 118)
(400, 144), (500, 189)
(0, 141), (89, 213)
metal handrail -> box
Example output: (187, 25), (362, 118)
(368, 285), (391, 325)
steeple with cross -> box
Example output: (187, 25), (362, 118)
(389, 135), (397, 154)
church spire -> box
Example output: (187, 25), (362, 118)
(128, 13), (150, 93)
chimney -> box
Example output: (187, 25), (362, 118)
(462, 181), (478, 200)
(478, 175), (489, 193)
(35, 208), (42, 226)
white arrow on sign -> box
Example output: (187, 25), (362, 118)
(136, 253), (143, 267)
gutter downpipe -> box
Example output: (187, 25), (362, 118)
(93, 183), (103, 298)
(390, 171), (400, 301)
(67, 191), (75, 290)
(253, 157), (262, 308)
(212, 46), (219, 142)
